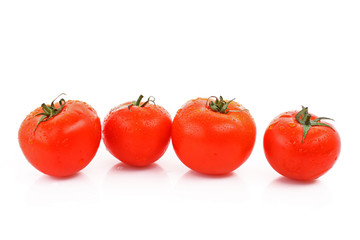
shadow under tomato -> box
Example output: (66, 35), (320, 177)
(174, 170), (249, 203)
(182, 170), (236, 179)
(43, 172), (84, 181)
(107, 162), (165, 173)
(26, 172), (98, 206)
(262, 176), (332, 206)
(102, 162), (170, 201)
(271, 176), (318, 186)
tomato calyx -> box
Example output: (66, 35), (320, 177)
(206, 96), (245, 114)
(127, 95), (156, 111)
(33, 93), (66, 133)
(206, 96), (235, 114)
(295, 106), (334, 143)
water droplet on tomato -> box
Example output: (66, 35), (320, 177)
(288, 122), (296, 128)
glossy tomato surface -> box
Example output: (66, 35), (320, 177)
(172, 98), (256, 175)
(263, 110), (341, 181)
(18, 100), (102, 177)
(102, 102), (172, 167)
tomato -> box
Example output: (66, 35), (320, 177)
(18, 94), (102, 177)
(263, 106), (341, 181)
(102, 95), (172, 167)
(172, 96), (256, 175)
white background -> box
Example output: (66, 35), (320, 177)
(1, 1), (359, 239)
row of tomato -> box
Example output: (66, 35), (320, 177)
(18, 94), (341, 181)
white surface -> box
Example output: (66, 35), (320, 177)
(1, 1), (359, 239)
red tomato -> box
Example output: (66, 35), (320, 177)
(18, 95), (102, 177)
(102, 95), (172, 167)
(263, 107), (341, 181)
(172, 96), (256, 175)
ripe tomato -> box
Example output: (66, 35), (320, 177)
(18, 94), (102, 177)
(263, 107), (341, 181)
(172, 96), (256, 175)
(102, 95), (172, 167)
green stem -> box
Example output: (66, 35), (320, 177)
(128, 95), (156, 111)
(134, 95), (144, 106)
(206, 96), (236, 114)
(295, 106), (334, 143)
(33, 93), (66, 133)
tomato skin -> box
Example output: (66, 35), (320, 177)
(102, 103), (172, 167)
(263, 111), (341, 181)
(172, 98), (256, 175)
(18, 100), (102, 177)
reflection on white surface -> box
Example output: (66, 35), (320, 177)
(102, 163), (170, 200)
(26, 173), (98, 206)
(175, 170), (250, 203)
(262, 176), (332, 205)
